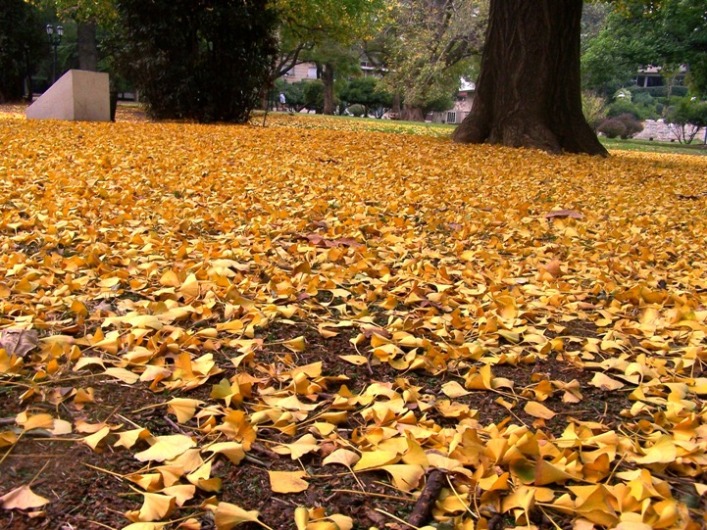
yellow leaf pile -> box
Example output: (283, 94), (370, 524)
(0, 109), (706, 529)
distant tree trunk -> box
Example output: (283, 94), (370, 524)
(77, 21), (98, 71)
(392, 93), (401, 116)
(401, 105), (424, 121)
(453, 0), (607, 156)
(322, 63), (335, 115)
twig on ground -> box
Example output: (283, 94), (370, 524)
(408, 469), (446, 527)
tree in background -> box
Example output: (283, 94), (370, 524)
(583, 0), (707, 98)
(0, 0), (46, 102)
(666, 97), (707, 144)
(29, 0), (117, 72)
(114, 0), (276, 123)
(270, 0), (385, 114)
(376, 0), (487, 121)
(340, 77), (393, 117)
(453, 0), (607, 155)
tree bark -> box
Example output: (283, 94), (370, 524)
(401, 105), (425, 122)
(453, 0), (607, 156)
(77, 21), (98, 72)
(322, 63), (335, 115)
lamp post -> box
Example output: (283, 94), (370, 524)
(46, 24), (63, 85)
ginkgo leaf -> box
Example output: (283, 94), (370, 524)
(268, 470), (310, 493)
(441, 380), (470, 398)
(534, 459), (579, 486)
(16, 412), (54, 431)
(282, 336), (306, 352)
(136, 492), (176, 522)
(161, 485), (196, 506)
(121, 523), (167, 530)
(589, 372), (625, 391)
(632, 436), (677, 465)
(271, 434), (319, 460)
(325, 514), (354, 530)
(352, 450), (398, 471)
(114, 428), (151, 449)
(179, 274), (200, 300)
(104, 367), (140, 384)
(166, 398), (203, 423)
(135, 435), (196, 462)
(204, 442), (246, 464)
(83, 426), (111, 450)
(294, 505), (309, 530)
(380, 464), (425, 492)
(187, 461), (222, 492)
(338, 355), (368, 366)
(524, 401), (556, 419)
(464, 364), (492, 390)
(213, 502), (262, 529)
(0, 485), (50, 510)
(322, 449), (360, 468)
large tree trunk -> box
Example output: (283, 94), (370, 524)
(77, 21), (98, 71)
(322, 63), (335, 115)
(453, 0), (607, 156)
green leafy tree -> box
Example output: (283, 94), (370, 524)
(31, 0), (118, 71)
(270, 0), (386, 114)
(666, 97), (707, 144)
(583, 0), (707, 97)
(114, 0), (277, 123)
(0, 0), (45, 102)
(340, 77), (392, 116)
(378, 0), (487, 121)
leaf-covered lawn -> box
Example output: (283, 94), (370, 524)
(0, 109), (706, 530)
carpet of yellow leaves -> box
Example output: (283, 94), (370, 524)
(0, 110), (706, 530)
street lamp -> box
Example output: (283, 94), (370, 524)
(46, 24), (63, 85)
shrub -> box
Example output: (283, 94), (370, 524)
(630, 86), (689, 99)
(607, 99), (644, 120)
(115, 0), (277, 123)
(347, 104), (365, 117)
(303, 80), (324, 114)
(281, 81), (308, 112)
(597, 118), (627, 139)
(615, 113), (644, 138)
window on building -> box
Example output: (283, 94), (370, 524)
(447, 111), (457, 124)
(307, 67), (318, 79)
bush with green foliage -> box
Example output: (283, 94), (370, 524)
(340, 77), (392, 117)
(629, 85), (689, 99)
(115, 0), (276, 123)
(284, 82), (305, 111)
(597, 118), (627, 139)
(303, 80), (325, 114)
(347, 104), (365, 117)
(607, 99), (644, 120)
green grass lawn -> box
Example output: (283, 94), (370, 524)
(600, 136), (707, 156)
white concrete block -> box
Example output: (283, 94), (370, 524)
(27, 70), (110, 122)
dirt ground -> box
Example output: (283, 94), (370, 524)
(3, 318), (689, 530)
